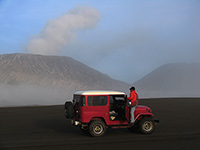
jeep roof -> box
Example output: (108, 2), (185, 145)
(74, 90), (125, 95)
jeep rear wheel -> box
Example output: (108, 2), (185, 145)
(139, 117), (155, 134)
(89, 120), (106, 137)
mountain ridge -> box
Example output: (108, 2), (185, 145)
(0, 53), (130, 106)
(0, 53), (129, 88)
(134, 63), (200, 98)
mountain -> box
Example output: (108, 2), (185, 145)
(0, 53), (130, 106)
(134, 63), (200, 98)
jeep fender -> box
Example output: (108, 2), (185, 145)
(90, 117), (107, 125)
(134, 113), (154, 122)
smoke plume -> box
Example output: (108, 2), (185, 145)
(27, 6), (100, 55)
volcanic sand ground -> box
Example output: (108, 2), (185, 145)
(0, 98), (200, 150)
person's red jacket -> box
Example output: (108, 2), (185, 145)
(127, 90), (138, 107)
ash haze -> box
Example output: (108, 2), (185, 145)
(0, 0), (200, 83)
(0, 84), (67, 107)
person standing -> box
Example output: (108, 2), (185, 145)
(127, 86), (138, 124)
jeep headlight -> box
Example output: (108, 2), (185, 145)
(146, 108), (152, 113)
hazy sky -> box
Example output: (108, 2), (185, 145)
(0, 0), (200, 83)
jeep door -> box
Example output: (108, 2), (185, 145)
(107, 95), (129, 125)
(80, 95), (109, 123)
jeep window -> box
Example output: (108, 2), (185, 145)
(73, 95), (80, 104)
(88, 96), (107, 106)
(110, 95), (125, 101)
(110, 96), (114, 104)
(110, 95), (125, 105)
(80, 96), (86, 106)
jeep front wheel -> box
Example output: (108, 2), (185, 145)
(89, 120), (106, 137)
(139, 117), (155, 134)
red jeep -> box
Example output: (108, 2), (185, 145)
(64, 90), (159, 137)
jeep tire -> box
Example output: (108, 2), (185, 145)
(64, 102), (74, 119)
(139, 117), (155, 134)
(89, 120), (106, 137)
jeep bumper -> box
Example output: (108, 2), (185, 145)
(153, 118), (159, 124)
(71, 120), (80, 126)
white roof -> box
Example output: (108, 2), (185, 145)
(74, 90), (125, 95)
